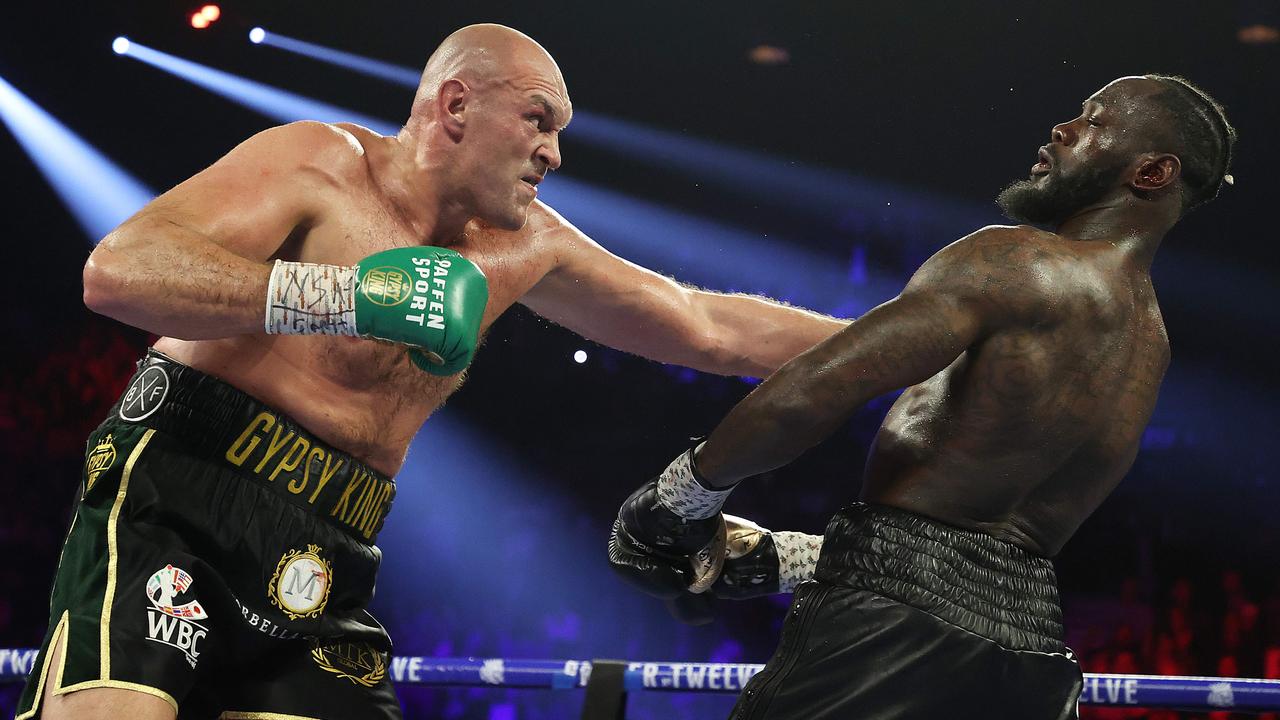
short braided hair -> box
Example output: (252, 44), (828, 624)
(1143, 74), (1237, 214)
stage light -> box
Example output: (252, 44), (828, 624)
(0, 74), (154, 241)
(112, 36), (130, 55)
(573, 350), (587, 364)
(191, 13), (210, 29)
(116, 40), (396, 134)
(248, 26), (265, 44)
(199, 4), (221, 22)
(247, 28), (420, 86)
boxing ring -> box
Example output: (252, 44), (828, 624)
(3, 649), (1279, 718)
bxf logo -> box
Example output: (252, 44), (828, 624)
(119, 366), (170, 421)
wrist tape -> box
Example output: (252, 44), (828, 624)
(265, 260), (358, 336)
(772, 531), (823, 592)
(655, 446), (735, 520)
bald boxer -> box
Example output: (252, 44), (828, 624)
(611, 75), (1236, 719)
(19, 24), (844, 720)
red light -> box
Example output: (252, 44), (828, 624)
(199, 5), (221, 22)
(190, 12), (210, 29)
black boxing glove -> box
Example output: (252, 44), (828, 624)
(608, 448), (733, 599)
(661, 515), (826, 626)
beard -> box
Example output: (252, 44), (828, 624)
(996, 156), (1130, 226)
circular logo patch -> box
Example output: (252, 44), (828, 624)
(361, 266), (412, 307)
(119, 366), (170, 421)
(270, 545), (332, 620)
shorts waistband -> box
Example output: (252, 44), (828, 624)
(816, 502), (1064, 654)
(108, 349), (395, 544)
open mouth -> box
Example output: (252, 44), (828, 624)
(1030, 147), (1052, 175)
(520, 174), (543, 192)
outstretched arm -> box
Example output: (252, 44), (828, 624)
(695, 226), (1055, 486)
(519, 202), (846, 377)
(83, 122), (355, 339)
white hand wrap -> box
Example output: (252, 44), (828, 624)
(655, 447), (735, 520)
(772, 531), (823, 592)
(265, 260), (359, 336)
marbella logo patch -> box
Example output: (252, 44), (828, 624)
(143, 564), (207, 669)
(269, 544), (332, 621)
(84, 433), (117, 491)
(311, 640), (387, 687)
(119, 365), (170, 421)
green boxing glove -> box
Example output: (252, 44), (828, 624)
(265, 247), (489, 376)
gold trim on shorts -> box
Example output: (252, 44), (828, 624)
(15, 604), (180, 718)
(101, 428), (155, 678)
(218, 707), (322, 712)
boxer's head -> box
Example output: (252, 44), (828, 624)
(411, 24), (571, 230)
(998, 75), (1235, 227)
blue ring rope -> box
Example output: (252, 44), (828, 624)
(1, 649), (1276, 711)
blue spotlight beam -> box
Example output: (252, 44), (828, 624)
(252, 29), (422, 87)
(116, 39), (399, 135)
(244, 32), (992, 239)
(538, 176), (901, 318)
(0, 75), (155, 241)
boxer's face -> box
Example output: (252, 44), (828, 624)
(998, 77), (1169, 226)
(463, 57), (570, 231)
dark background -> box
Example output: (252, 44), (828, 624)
(2, 1), (1278, 718)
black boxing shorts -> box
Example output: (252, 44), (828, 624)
(17, 349), (401, 719)
(730, 502), (1082, 720)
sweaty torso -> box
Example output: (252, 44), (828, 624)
(155, 125), (558, 476)
(861, 231), (1170, 556)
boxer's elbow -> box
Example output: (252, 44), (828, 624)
(83, 231), (141, 317)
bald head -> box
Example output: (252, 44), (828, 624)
(413, 24), (566, 112)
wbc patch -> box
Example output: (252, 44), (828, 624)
(270, 544), (332, 621)
(143, 564), (208, 668)
(119, 365), (170, 421)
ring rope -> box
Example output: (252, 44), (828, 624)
(0, 649), (1276, 711)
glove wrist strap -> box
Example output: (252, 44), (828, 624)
(655, 446), (736, 520)
(772, 531), (823, 592)
(265, 260), (358, 336)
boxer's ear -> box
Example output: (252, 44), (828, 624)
(437, 78), (469, 140)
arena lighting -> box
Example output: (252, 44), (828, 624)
(0, 74), (154, 241)
(247, 28), (420, 86)
(242, 32), (988, 240)
(573, 350), (587, 364)
(374, 412), (679, 661)
(112, 36), (130, 54)
(114, 40), (396, 134)
(190, 13), (210, 29)
(538, 175), (900, 318)
(199, 4), (220, 22)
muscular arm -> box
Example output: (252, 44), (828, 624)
(82, 122), (355, 339)
(695, 226), (1058, 486)
(519, 202), (846, 376)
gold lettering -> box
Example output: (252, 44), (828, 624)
(330, 471), (364, 520)
(271, 436), (311, 484)
(226, 412), (275, 466)
(291, 446), (326, 495)
(360, 483), (394, 539)
(353, 479), (383, 535)
(310, 455), (344, 504)
(345, 474), (374, 525)
(253, 426), (296, 474)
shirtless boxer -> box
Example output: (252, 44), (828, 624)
(611, 75), (1236, 719)
(18, 24), (844, 720)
